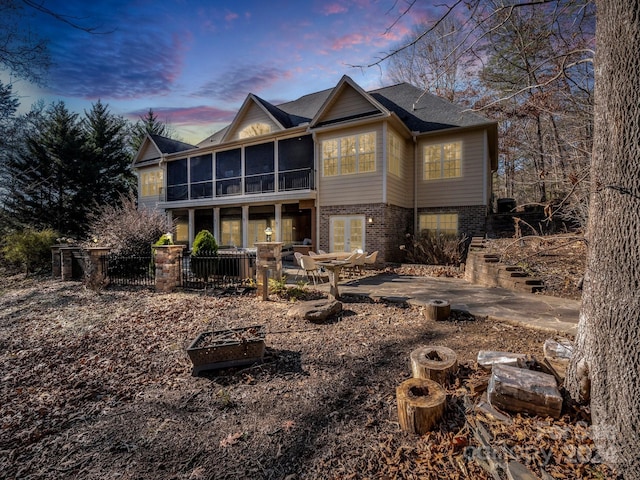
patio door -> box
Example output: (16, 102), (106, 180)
(330, 216), (365, 252)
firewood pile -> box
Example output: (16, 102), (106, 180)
(386, 338), (618, 479)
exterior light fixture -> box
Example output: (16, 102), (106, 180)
(265, 227), (273, 242)
(368, 217), (374, 224)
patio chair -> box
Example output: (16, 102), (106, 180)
(345, 252), (366, 277)
(293, 252), (304, 279)
(299, 255), (324, 285)
(364, 251), (378, 269)
(317, 249), (327, 255)
(308, 251), (318, 257)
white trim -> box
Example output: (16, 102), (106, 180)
(329, 215), (366, 252)
(382, 122), (387, 204)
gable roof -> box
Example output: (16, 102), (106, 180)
(198, 75), (495, 147)
(133, 134), (196, 165)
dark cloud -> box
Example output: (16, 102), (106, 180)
(127, 105), (236, 125)
(193, 65), (292, 101)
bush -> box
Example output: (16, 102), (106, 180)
(154, 233), (174, 246)
(190, 230), (219, 281)
(401, 231), (468, 266)
(192, 230), (218, 256)
(84, 192), (173, 256)
(2, 228), (59, 274)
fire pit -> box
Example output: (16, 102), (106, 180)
(187, 325), (266, 375)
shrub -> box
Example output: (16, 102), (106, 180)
(84, 192), (173, 256)
(192, 230), (218, 256)
(154, 233), (174, 246)
(401, 231), (469, 266)
(2, 228), (59, 274)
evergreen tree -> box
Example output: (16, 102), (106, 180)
(82, 100), (136, 206)
(129, 108), (170, 152)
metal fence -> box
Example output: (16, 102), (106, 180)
(101, 254), (155, 287)
(181, 251), (256, 290)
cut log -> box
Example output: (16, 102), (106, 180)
(396, 378), (446, 434)
(475, 392), (512, 424)
(543, 338), (574, 381)
(424, 299), (451, 321)
(488, 364), (563, 418)
(477, 350), (530, 371)
(466, 375), (490, 395)
(410, 345), (458, 385)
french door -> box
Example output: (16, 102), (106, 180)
(330, 216), (365, 252)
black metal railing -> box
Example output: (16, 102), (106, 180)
(101, 254), (155, 287)
(181, 251), (256, 290)
(279, 168), (313, 191)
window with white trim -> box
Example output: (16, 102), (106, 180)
(239, 122), (271, 139)
(322, 132), (376, 176)
(388, 131), (402, 177)
(423, 141), (461, 180)
(140, 169), (163, 197)
(419, 213), (458, 235)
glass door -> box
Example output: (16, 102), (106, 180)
(330, 216), (365, 252)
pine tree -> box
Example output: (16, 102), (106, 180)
(129, 108), (170, 152)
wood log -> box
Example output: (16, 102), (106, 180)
(410, 346), (458, 386)
(396, 378), (446, 434)
(488, 364), (563, 418)
(543, 338), (574, 381)
(424, 299), (451, 321)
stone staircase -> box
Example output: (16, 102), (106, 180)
(464, 237), (545, 294)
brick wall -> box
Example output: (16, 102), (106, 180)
(417, 205), (488, 238)
(318, 203), (413, 264)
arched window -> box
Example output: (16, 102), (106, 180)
(239, 122), (271, 139)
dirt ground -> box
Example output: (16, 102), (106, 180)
(1, 234), (614, 479)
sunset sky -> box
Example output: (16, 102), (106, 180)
(6, 0), (440, 144)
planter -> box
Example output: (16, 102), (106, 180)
(187, 325), (266, 375)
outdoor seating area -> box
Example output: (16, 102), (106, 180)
(292, 249), (379, 286)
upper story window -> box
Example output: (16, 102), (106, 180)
(140, 169), (163, 197)
(190, 153), (213, 199)
(166, 159), (188, 201)
(423, 141), (462, 180)
(322, 132), (376, 177)
(239, 122), (271, 139)
(388, 131), (402, 177)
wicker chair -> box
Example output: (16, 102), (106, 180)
(299, 255), (324, 285)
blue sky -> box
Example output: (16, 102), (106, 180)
(7, 0), (439, 144)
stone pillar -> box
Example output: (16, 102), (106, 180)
(255, 242), (283, 300)
(83, 247), (111, 289)
(154, 245), (186, 293)
(60, 247), (79, 281)
(51, 245), (62, 278)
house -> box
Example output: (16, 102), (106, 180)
(133, 75), (498, 263)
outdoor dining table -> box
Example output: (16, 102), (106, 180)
(311, 252), (353, 261)
(315, 259), (351, 300)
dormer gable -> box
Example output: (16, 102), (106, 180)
(133, 134), (197, 166)
(222, 94), (289, 142)
(310, 75), (389, 128)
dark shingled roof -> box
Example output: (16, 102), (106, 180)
(150, 134), (196, 154)
(197, 79), (493, 146)
(369, 83), (491, 132)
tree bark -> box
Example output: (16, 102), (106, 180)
(566, 2), (640, 476)
(396, 378), (446, 434)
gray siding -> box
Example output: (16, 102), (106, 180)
(229, 102), (281, 141)
(385, 126), (414, 209)
(321, 86), (380, 123)
(138, 142), (161, 162)
(416, 129), (487, 208)
(317, 124), (384, 206)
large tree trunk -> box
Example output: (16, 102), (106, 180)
(566, 2), (640, 477)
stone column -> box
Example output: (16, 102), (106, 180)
(255, 242), (283, 300)
(51, 245), (63, 278)
(83, 247), (111, 289)
(154, 245), (186, 293)
(60, 247), (80, 281)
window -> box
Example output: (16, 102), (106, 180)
(388, 131), (402, 177)
(140, 169), (163, 197)
(322, 132), (376, 176)
(216, 149), (242, 196)
(239, 122), (271, 139)
(166, 159), (188, 201)
(423, 141), (461, 180)
(419, 213), (458, 235)
(190, 154), (213, 199)
(221, 219), (242, 247)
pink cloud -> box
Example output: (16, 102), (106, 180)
(225, 11), (239, 22)
(321, 3), (348, 15)
(128, 106), (236, 125)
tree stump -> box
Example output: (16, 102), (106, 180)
(424, 299), (451, 321)
(396, 378), (446, 434)
(410, 346), (458, 385)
